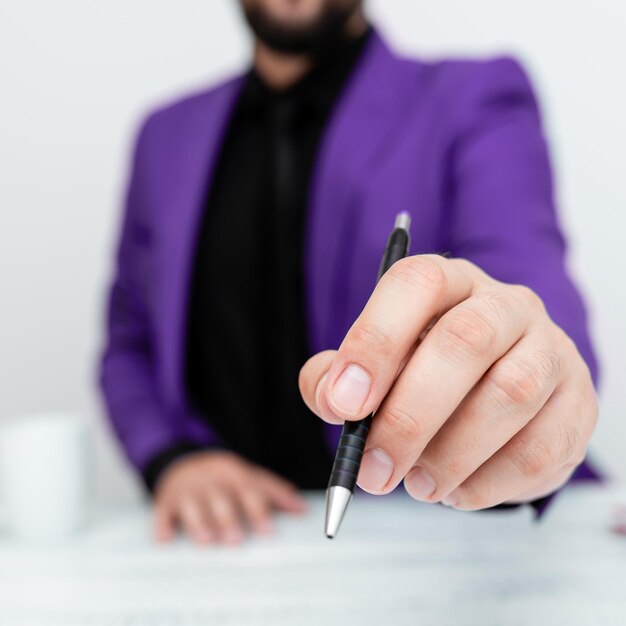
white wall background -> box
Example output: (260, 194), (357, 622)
(0, 1), (624, 503)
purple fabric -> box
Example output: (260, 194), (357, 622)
(100, 31), (600, 491)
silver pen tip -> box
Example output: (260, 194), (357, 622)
(324, 486), (353, 539)
(394, 211), (411, 232)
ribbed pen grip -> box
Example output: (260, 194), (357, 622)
(327, 415), (373, 491)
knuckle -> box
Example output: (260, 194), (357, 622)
(214, 498), (238, 523)
(473, 289), (512, 322)
(489, 370), (537, 409)
(242, 491), (264, 514)
(441, 456), (464, 480)
(551, 324), (578, 359)
(533, 349), (561, 386)
(348, 323), (396, 359)
(428, 438), (478, 482)
(388, 255), (447, 298)
(487, 351), (559, 410)
(587, 387), (600, 430)
(562, 450), (586, 472)
(513, 284), (545, 312)
(380, 403), (422, 440)
(436, 307), (498, 362)
(454, 257), (481, 279)
(558, 423), (582, 466)
(179, 497), (199, 519)
(511, 436), (554, 479)
(438, 456), (467, 484)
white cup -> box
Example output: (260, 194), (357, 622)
(0, 413), (90, 540)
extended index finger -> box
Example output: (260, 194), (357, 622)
(319, 256), (481, 423)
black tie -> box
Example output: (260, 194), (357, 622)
(260, 97), (332, 487)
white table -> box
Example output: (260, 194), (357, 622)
(0, 485), (625, 626)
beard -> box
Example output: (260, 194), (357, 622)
(241, 1), (362, 56)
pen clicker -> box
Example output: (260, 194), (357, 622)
(325, 211), (411, 538)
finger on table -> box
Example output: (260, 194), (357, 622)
(154, 500), (175, 543)
(236, 484), (273, 534)
(204, 485), (244, 545)
(257, 472), (306, 514)
(179, 496), (214, 545)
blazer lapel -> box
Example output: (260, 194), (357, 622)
(305, 31), (413, 352)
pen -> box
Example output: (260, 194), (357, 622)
(325, 211), (412, 538)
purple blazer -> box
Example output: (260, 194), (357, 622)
(100, 31), (598, 486)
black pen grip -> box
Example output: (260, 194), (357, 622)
(377, 228), (410, 281)
(327, 222), (410, 493)
(327, 415), (373, 491)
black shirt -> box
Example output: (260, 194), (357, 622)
(143, 29), (371, 492)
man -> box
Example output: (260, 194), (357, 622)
(100, 0), (599, 545)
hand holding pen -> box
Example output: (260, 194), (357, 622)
(299, 213), (598, 537)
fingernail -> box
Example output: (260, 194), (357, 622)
(442, 492), (459, 508)
(316, 374), (344, 425)
(330, 364), (372, 416)
(315, 373), (328, 412)
(358, 448), (394, 493)
(404, 466), (437, 501)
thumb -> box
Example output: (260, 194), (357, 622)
(298, 350), (341, 424)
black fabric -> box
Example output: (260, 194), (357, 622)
(141, 29), (372, 492)
(142, 442), (205, 492)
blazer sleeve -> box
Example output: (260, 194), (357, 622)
(444, 57), (599, 385)
(442, 58), (600, 512)
(99, 116), (216, 484)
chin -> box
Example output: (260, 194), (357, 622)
(242, 0), (346, 28)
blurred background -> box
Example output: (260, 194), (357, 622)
(0, 0), (624, 505)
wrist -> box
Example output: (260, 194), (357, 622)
(142, 442), (208, 494)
